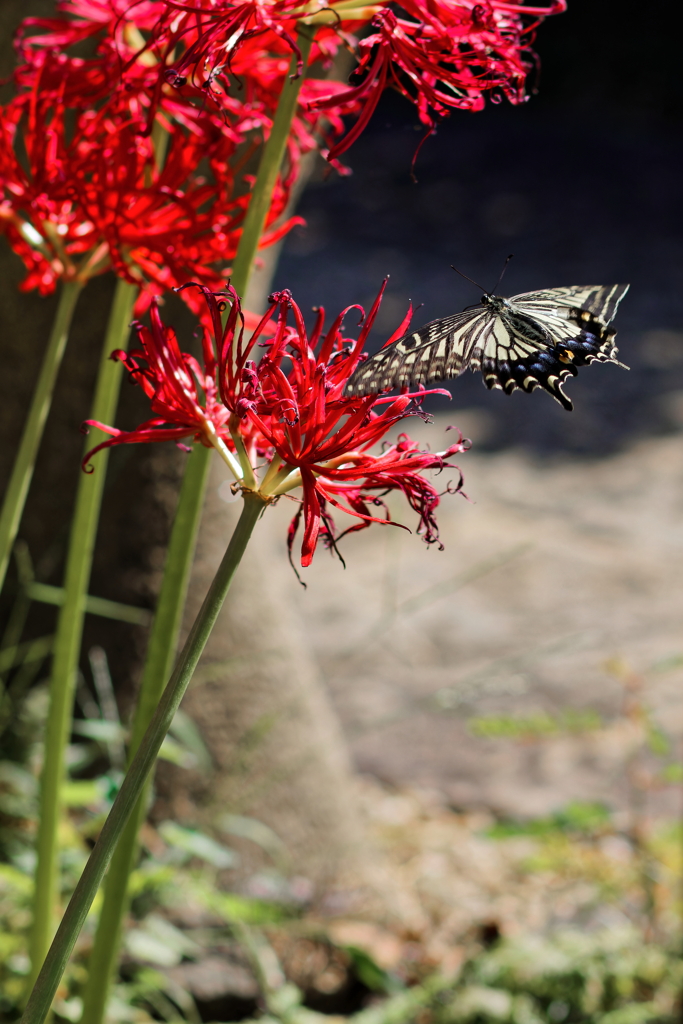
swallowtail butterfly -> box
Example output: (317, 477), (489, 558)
(345, 282), (630, 410)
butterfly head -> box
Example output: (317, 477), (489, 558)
(481, 293), (511, 312)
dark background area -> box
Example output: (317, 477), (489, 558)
(275, 0), (683, 453)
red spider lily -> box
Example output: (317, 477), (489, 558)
(14, 3), (171, 119)
(131, 0), (374, 92)
(306, 0), (566, 160)
(232, 285), (467, 565)
(285, 433), (464, 567)
(17, 0), (310, 83)
(83, 289), (243, 478)
(86, 0), (563, 162)
(0, 48), (299, 306)
(157, 0), (311, 87)
(16, 0), (360, 134)
(84, 281), (468, 567)
(8, 2), (360, 291)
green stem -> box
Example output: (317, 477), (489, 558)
(0, 282), (83, 593)
(79, 444), (212, 1024)
(230, 26), (313, 298)
(28, 279), (138, 987)
(21, 493), (264, 1024)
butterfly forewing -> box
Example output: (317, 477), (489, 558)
(344, 283), (629, 411)
(509, 284), (629, 324)
(344, 308), (490, 395)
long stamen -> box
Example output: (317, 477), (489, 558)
(260, 452), (285, 492)
(203, 422), (244, 480)
(228, 421), (257, 489)
(269, 467), (304, 495)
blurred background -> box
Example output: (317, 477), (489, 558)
(3, 2), (683, 1021)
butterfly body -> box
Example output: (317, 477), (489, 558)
(345, 283), (629, 410)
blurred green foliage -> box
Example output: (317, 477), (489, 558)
(485, 802), (613, 840)
(3, 632), (683, 1024)
(468, 712), (603, 740)
(433, 929), (683, 1024)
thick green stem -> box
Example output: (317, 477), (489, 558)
(21, 493), (264, 1024)
(0, 282), (83, 593)
(230, 27), (313, 297)
(79, 444), (212, 1024)
(28, 279), (138, 987)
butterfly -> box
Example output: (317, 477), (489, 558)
(344, 282), (630, 410)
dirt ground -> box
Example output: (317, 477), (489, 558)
(230, 414), (683, 822)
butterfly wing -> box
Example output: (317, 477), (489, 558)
(492, 284), (630, 409)
(344, 284), (629, 411)
(344, 306), (492, 397)
(509, 284), (629, 325)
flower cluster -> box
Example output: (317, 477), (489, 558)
(84, 283), (468, 566)
(145, 0), (565, 159)
(0, 0), (356, 306)
(307, 0), (567, 158)
(0, 59), (296, 306)
(1, 0), (565, 303)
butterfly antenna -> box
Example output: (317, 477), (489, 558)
(490, 254), (514, 296)
(450, 265), (487, 291)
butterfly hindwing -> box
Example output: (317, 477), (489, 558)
(344, 283), (629, 411)
(490, 284), (630, 409)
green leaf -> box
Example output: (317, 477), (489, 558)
(0, 761), (37, 816)
(553, 801), (611, 832)
(210, 889), (289, 924)
(60, 780), (104, 808)
(71, 720), (126, 743)
(468, 711), (601, 741)
(124, 914), (201, 968)
(157, 821), (238, 869)
(646, 726), (670, 757)
(219, 813), (288, 870)
(650, 653), (683, 673)
(485, 801), (611, 840)
(168, 709), (212, 772)
(157, 736), (197, 768)
(660, 762), (683, 783)
(345, 946), (401, 994)
(597, 1002), (661, 1024)
(0, 862), (34, 895)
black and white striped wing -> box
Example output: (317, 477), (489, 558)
(492, 284), (630, 409)
(509, 284), (629, 326)
(344, 307), (492, 397)
(344, 283), (629, 410)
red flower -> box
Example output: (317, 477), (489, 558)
(0, 46), (300, 306)
(83, 286), (245, 480)
(156, 0), (311, 86)
(234, 286), (467, 565)
(84, 282), (468, 567)
(16, 0), (360, 153)
(4, 0), (362, 299)
(306, 0), (566, 159)
(141, 0), (374, 91)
